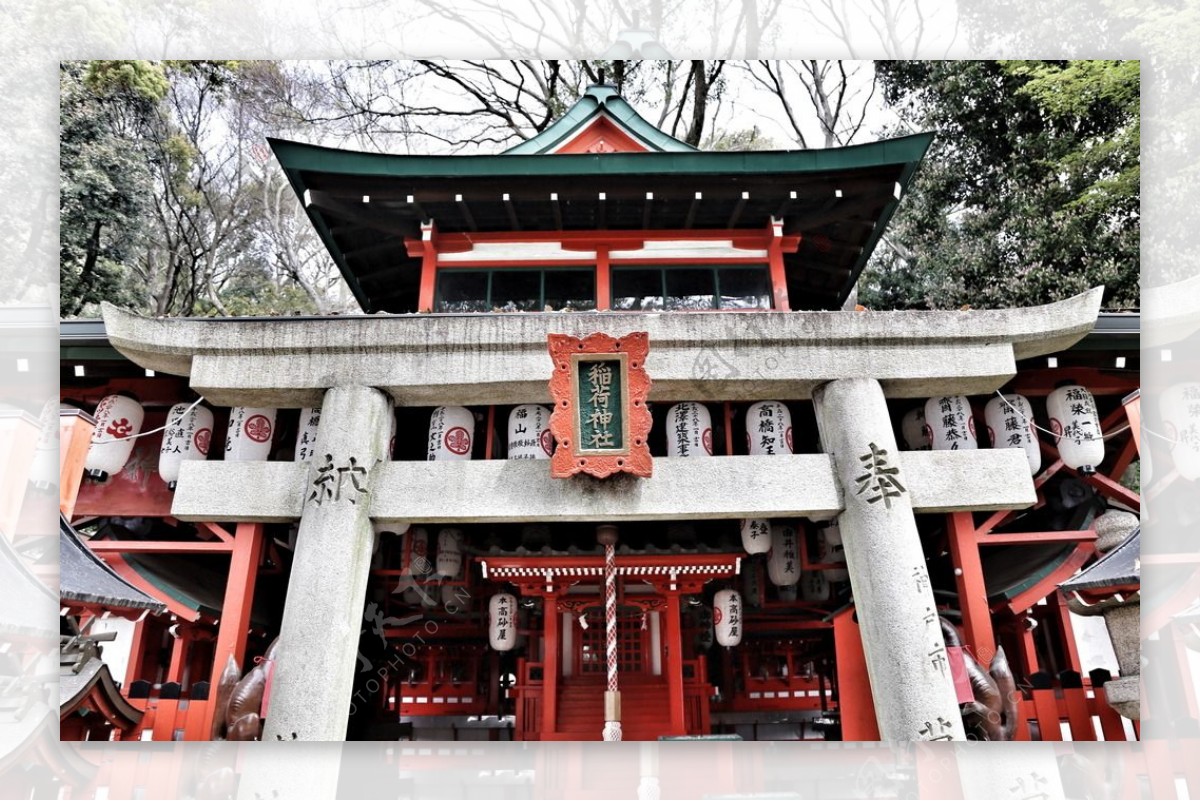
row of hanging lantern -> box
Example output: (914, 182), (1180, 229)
(904, 385), (1107, 474)
(84, 394), (282, 487)
(80, 383), (1116, 484)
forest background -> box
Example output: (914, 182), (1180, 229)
(59, 59), (1139, 318)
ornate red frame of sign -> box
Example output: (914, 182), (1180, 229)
(548, 331), (652, 479)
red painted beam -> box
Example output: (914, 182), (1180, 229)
(976, 530), (1097, 546)
(88, 540), (233, 554)
(1001, 545), (1094, 616)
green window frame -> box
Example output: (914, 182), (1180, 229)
(435, 267), (597, 313)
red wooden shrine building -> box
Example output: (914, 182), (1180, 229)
(54, 83), (1144, 743)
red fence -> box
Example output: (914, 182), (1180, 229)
(1012, 670), (1136, 742)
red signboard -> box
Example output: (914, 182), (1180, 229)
(548, 332), (652, 479)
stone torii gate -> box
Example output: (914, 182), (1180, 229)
(100, 287), (1102, 742)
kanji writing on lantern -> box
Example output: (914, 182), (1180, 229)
(307, 454), (368, 506)
(494, 595), (513, 640)
(853, 442), (907, 508)
(1062, 388), (1098, 444)
(916, 716), (955, 741)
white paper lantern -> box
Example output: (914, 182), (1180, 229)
(158, 402), (215, 490)
(1047, 384), (1104, 473)
(436, 528), (465, 578)
(428, 406), (474, 461)
(740, 519), (771, 555)
(667, 402), (713, 458)
(405, 527), (432, 576)
(294, 407), (321, 462)
(746, 401), (792, 455)
(372, 520), (411, 537)
(508, 404), (553, 460)
(924, 396), (977, 451)
(488, 593), (518, 651)
(713, 589), (743, 647)
(985, 394), (1041, 474)
(224, 407), (276, 462)
(28, 399), (60, 489)
(767, 522), (800, 587)
(85, 394), (145, 481)
(816, 522), (849, 582)
(776, 584), (798, 603)
(801, 570), (830, 602)
(1160, 383), (1200, 480)
(901, 407), (932, 450)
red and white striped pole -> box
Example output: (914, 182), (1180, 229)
(598, 524), (622, 741)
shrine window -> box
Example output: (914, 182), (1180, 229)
(435, 268), (596, 312)
(611, 265), (771, 311)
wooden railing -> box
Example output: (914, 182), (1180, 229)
(1011, 671), (1136, 741)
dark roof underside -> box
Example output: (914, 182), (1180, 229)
(1060, 527), (1140, 593)
(59, 515), (166, 613)
(270, 134), (934, 314)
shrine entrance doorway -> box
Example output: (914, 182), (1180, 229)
(574, 605), (655, 677)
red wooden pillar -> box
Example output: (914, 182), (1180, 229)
(540, 593), (559, 739)
(203, 522), (264, 738)
(947, 511), (996, 666)
(1049, 591), (1082, 673)
(123, 618), (148, 688)
(166, 627), (189, 684)
(832, 606), (880, 740)
(1018, 620), (1040, 677)
(596, 248), (611, 311)
(663, 592), (687, 735)
(416, 220), (439, 313)
(767, 218), (791, 312)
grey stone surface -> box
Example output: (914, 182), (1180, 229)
(235, 743), (342, 799)
(174, 461), (306, 522)
(1103, 675), (1140, 720)
(956, 746), (1067, 799)
(1103, 602), (1141, 679)
(1093, 509), (1140, 554)
(101, 289), (1102, 408)
(171, 450), (1035, 524)
(813, 377), (967, 742)
(262, 385), (392, 743)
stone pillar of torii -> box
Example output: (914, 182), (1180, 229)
(814, 377), (966, 741)
(262, 385), (393, 742)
